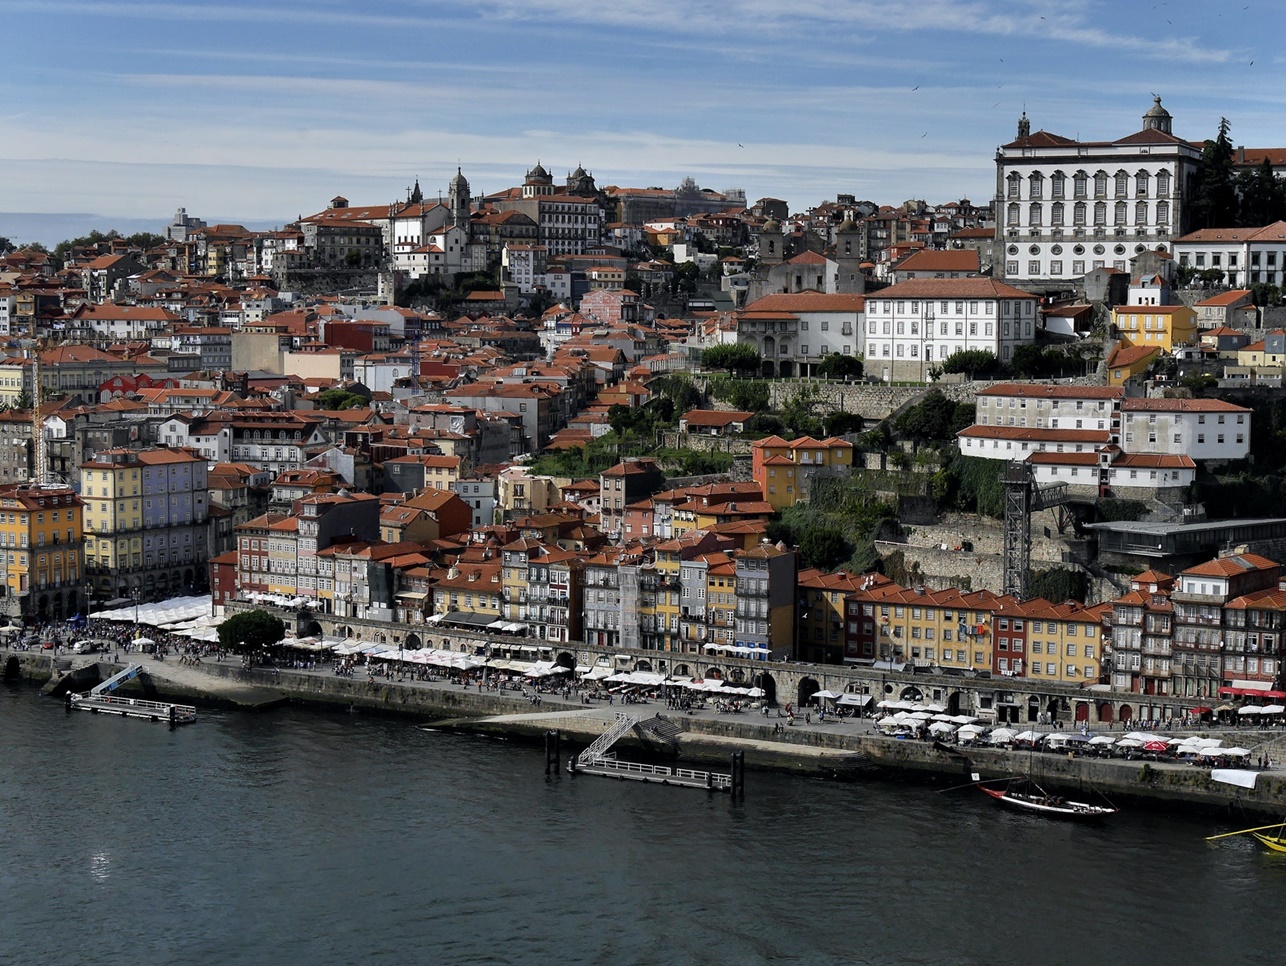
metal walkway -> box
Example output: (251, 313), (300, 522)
(577, 712), (640, 766)
(69, 663), (196, 725)
(91, 663), (145, 695)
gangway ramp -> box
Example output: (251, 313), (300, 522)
(91, 663), (145, 695)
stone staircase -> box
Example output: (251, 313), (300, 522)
(636, 714), (685, 754)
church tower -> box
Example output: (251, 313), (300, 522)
(1017, 111), (1030, 139)
(448, 168), (471, 228)
(758, 217), (784, 268)
(834, 216), (865, 295)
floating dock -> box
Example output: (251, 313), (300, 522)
(567, 712), (743, 794)
(67, 663), (197, 725)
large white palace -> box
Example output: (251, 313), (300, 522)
(994, 97), (1201, 289)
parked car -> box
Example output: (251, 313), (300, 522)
(71, 640), (98, 654)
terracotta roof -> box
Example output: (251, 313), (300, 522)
(1181, 553), (1279, 578)
(977, 383), (1124, 400)
(1121, 398), (1251, 413)
(958, 426), (1110, 444)
(874, 277), (1038, 299)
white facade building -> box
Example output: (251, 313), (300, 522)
(863, 278), (1037, 381)
(994, 97), (1200, 287)
(1173, 222), (1286, 288)
(1120, 398), (1252, 461)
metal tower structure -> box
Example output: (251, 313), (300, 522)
(1002, 461), (1070, 599)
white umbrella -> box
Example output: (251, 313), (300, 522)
(951, 714), (980, 725)
(925, 703), (946, 713)
(957, 724), (984, 737)
(928, 721), (957, 735)
(931, 713), (956, 722)
(908, 711), (933, 721)
(813, 690), (842, 701)
(1260, 704), (1286, 714)
(1014, 730), (1042, 742)
(1237, 706), (1263, 715)
(1222, 747), (1252, 757)
(1116, 738), (1145, 748)
(988, 727), (1018, 743)
(1088, 735), (1116, 746)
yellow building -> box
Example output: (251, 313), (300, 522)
(0, 481), (84, 620)
(1018, 599), (1103, 685)
(266, 516), (300, 596)
(1105, 342), (1162, 387)
(1235, 332), (1286, 369)
(752, 436), (854, 511)
(1112, 304), (1198, 351)
(0, 356), (32, 407)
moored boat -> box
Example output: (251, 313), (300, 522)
(1251, 831), (1286, 854)
(979, 778), (1118, 819)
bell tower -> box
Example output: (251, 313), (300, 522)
(448, 168), (471, 228)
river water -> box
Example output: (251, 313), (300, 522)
(2, 681), (1282, 965)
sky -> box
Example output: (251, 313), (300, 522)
(1, 0), (1284, 238)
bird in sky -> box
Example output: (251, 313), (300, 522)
(912, 85), (919, 91)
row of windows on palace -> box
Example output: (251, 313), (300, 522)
(1005, 170), (1172, 200)
(1180, 251), (1286, 269)
(1009, 259), (1126, 276)
(1004, 200), (1171, 228)
(870, 300), (1033, 316)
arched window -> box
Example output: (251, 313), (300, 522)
(1007, 173), (1022, 199)
(1156, 171), (1171, 197)
(1115, 171), (1129, 196)
(1028, 203), (1043, 226)
(1051, 202), (1064, 226)
(1156, 201), (1170, 228)
(1114, 201), (1127, 225)
(1135, 201), (1148, 225)
(1094, 202), (1107, 226)
(1074, 171), (1088, 199)
(1094, 171), (1108, 197)
(1007, 203), (1020, 226)
(1051, 171), (1066, 198)
(1135, 170), (1150, 196)
(1073, 202), (1087, 226)
(1028, 172), (1044, 199)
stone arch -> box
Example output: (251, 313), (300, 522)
(374, 631), (387, 644)
(1027, 695), (1041, 723)
(1075, 701), (1090, 723)
(705, 666), (723, 680)
(339, 625), (354, 638)
(1098, 702), (1114, 724)
(778, 360), (795, 378)
(762, 335), (776, 360)
(727, 667), (746, 684)
(554, 650), (574, 670)
(899, 685), (923, 702)
(1047, 697), (1061, 721)
(1119, 704), (1133, 723)
(797, 676), (820, 706)
(184, 568), (195, 589)
(156, 572), (170, 594)
(405, 633), (422, 650)
(3, 655), (19, 681)
(761, 359), (775, 378)
(754, 671), (777, 706)
(673, 664), (692, 677)
(635, 659), (653, 671)
(947, 691), (964, 715)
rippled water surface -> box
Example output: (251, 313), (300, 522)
(2, 683), (1282, 965)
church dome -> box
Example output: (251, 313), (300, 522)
(527, 162), (550, 181)
(571, 165), (588, 179)
(762, 217), (782, 232)
(449, 167), (469, 191)
(837, 215), (857, 232)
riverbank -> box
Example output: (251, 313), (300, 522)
(10, 647), (1286, 818)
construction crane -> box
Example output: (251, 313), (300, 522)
(1002, 461), (1071, 600)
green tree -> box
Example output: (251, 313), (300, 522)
(940, 348), (1004, 379)
(1235, 157), (1286, 227)
(314, 387), (370, 410)
(817, 352), (864, 380)
(218, 610), (286, 654)
(0, 236), (12, 254)
(1249, 282), (1282, 308)
(702, 342), (761, 375)
(1191, 117), (1239, 229)
(1029, 568), (1089, 604)
(799, 526), (853, 571)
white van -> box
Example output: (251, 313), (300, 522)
(71, 640), (97, 654)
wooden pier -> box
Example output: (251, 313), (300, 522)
(66, 663), (197, 726)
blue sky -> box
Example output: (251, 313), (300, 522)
(1, 0), (1283, 231)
